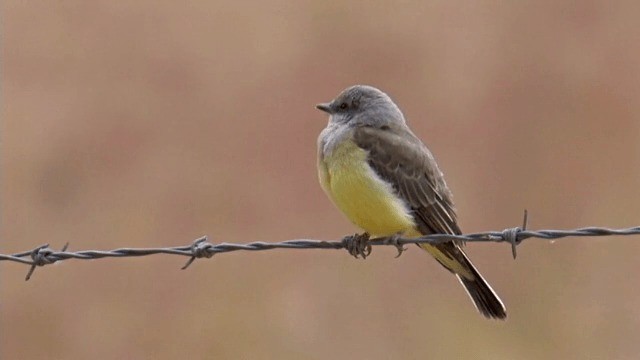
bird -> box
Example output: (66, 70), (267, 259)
(316, 85), (506, 319)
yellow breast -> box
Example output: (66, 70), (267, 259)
(318, 140), (416, 237)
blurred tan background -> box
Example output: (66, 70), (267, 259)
(3, 1), (640, 359)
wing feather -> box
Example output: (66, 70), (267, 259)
(352, 125), (461, 236)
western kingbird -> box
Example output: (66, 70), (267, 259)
(316, 85), (506, 319)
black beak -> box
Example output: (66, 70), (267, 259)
(315, 103), (332, 113)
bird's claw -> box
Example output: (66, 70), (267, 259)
(384, 234), (406, 258)
(343, 232), (372, 259)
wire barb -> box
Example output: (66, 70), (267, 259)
(502, 209), (529, 259)
(25, 243), (69, 281)
(3, 219), (640, 279)
(181, 236), (214, 270)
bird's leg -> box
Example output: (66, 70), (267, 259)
(343, 232), (372, 259)
(383, 233), (406, 258)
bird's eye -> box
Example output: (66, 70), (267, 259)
(339, 102), (348, 110)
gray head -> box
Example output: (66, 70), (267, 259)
(316, 85), (406, 127)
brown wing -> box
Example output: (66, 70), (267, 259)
(353, 124), (507, 319)
(352, 124), (461, 237)
(353, 124), (474, 278)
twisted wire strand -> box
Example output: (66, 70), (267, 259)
(3, 216), (640, 280)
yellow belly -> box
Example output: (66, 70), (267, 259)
(318, 140), (416, 237)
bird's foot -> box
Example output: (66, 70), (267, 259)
(384, 234), (406, 258)
(343, 232), (372, 259)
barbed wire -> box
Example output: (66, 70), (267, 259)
(2, 211), (640, 280)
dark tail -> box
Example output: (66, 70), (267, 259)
(456, 268), (507, 320)
(420, 243), (507, 320)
